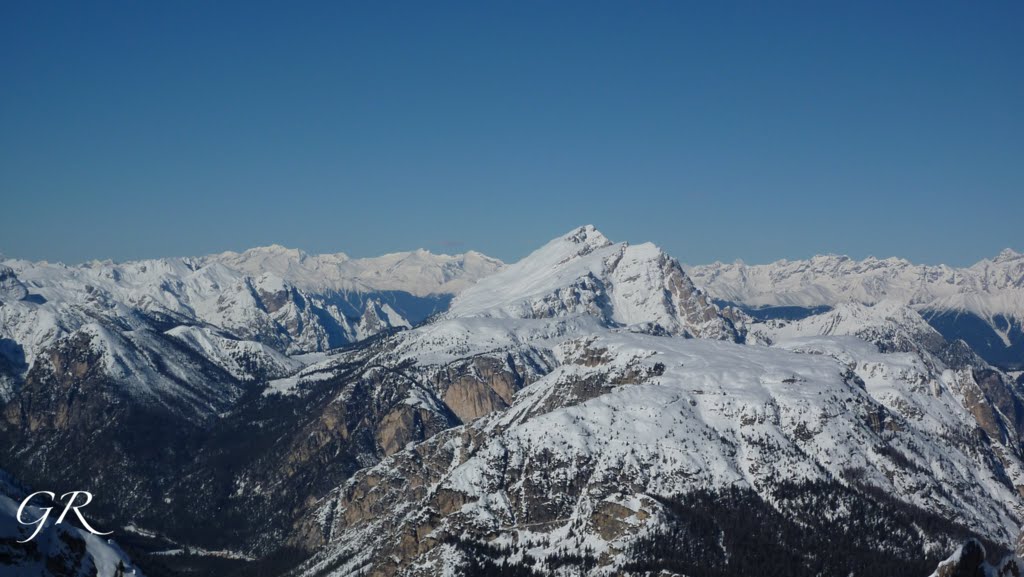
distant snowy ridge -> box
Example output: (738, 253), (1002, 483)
(688, 249), (1024, 321)
(689, 250), (1024, 369)
(208, 244), (503, 296)
(0, 244), (503, 405)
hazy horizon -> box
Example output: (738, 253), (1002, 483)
(2, 227), (1019, 269)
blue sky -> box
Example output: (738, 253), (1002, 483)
(1, 1), (1021, 266)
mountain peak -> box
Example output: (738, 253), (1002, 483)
(563, 225), (612, 250)
(244, 244), (313, 260)
(447, 227), (741, 340)
(994, 248), (1023, 263)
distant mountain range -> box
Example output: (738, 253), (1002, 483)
(688, 249), (1024, 370)
(1, 229), (1022, 576)
(0, 246), (503, 402)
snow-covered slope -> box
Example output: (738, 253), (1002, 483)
(211, 245), (503, 296)
(5, 228), (1022, 575)
(166, 325), (304, 382)
(0, 244), (502, 401)
(263, 233), (1024, 576)
(291, 323), (1024, 575)
(0, 242), (505, 569)
(448, 225), (744, 341)
(688, 250), (1024, 316)
(754, 300), (953, 357)
(1, 244), (500, 354)
(689, 250), (1024, 369)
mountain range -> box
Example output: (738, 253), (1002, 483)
(688, 249), (1024, 371)
(1, 227), (1022, 577)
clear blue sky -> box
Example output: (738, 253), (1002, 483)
(1, 1), (1021, 266)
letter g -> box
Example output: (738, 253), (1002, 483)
(16, 491), (56, 543)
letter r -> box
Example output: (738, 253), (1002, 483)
(56, 491), (113, 536)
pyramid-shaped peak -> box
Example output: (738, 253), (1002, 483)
(994, 248), (1022, 263)
(446, 226), (741, 341)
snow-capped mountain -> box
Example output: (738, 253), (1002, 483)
(0, 246), (502, 400)
(211, 244), (502, 296)
(0, 243), (503, 574)
(448, 225), (745, 341)
(1, 245), (501, 347)
(285, 297), (1024, 576)
(757, 300), (1024, 452)
(213, 229), (1020, 576)
(688, 250), (1024, 369)
(2, 227), (1021, 576)
(688, 250), (1024, 313)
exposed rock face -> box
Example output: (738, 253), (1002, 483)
(436, 356), (523, 422)
(0, 339), (25, 404)
(930, 538), (1024, 577)
(287, 326), (1024, 576)
(59, 329), (544, 555)
(973, 368), (1024, 443)
(5, 325), (242, 428)
(0, 265), (28, 302)
(144, 340), (464, 553)
(932, 540), (989, 577)
(0, 328), (237, 536)
(377, 405), (432, 456)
